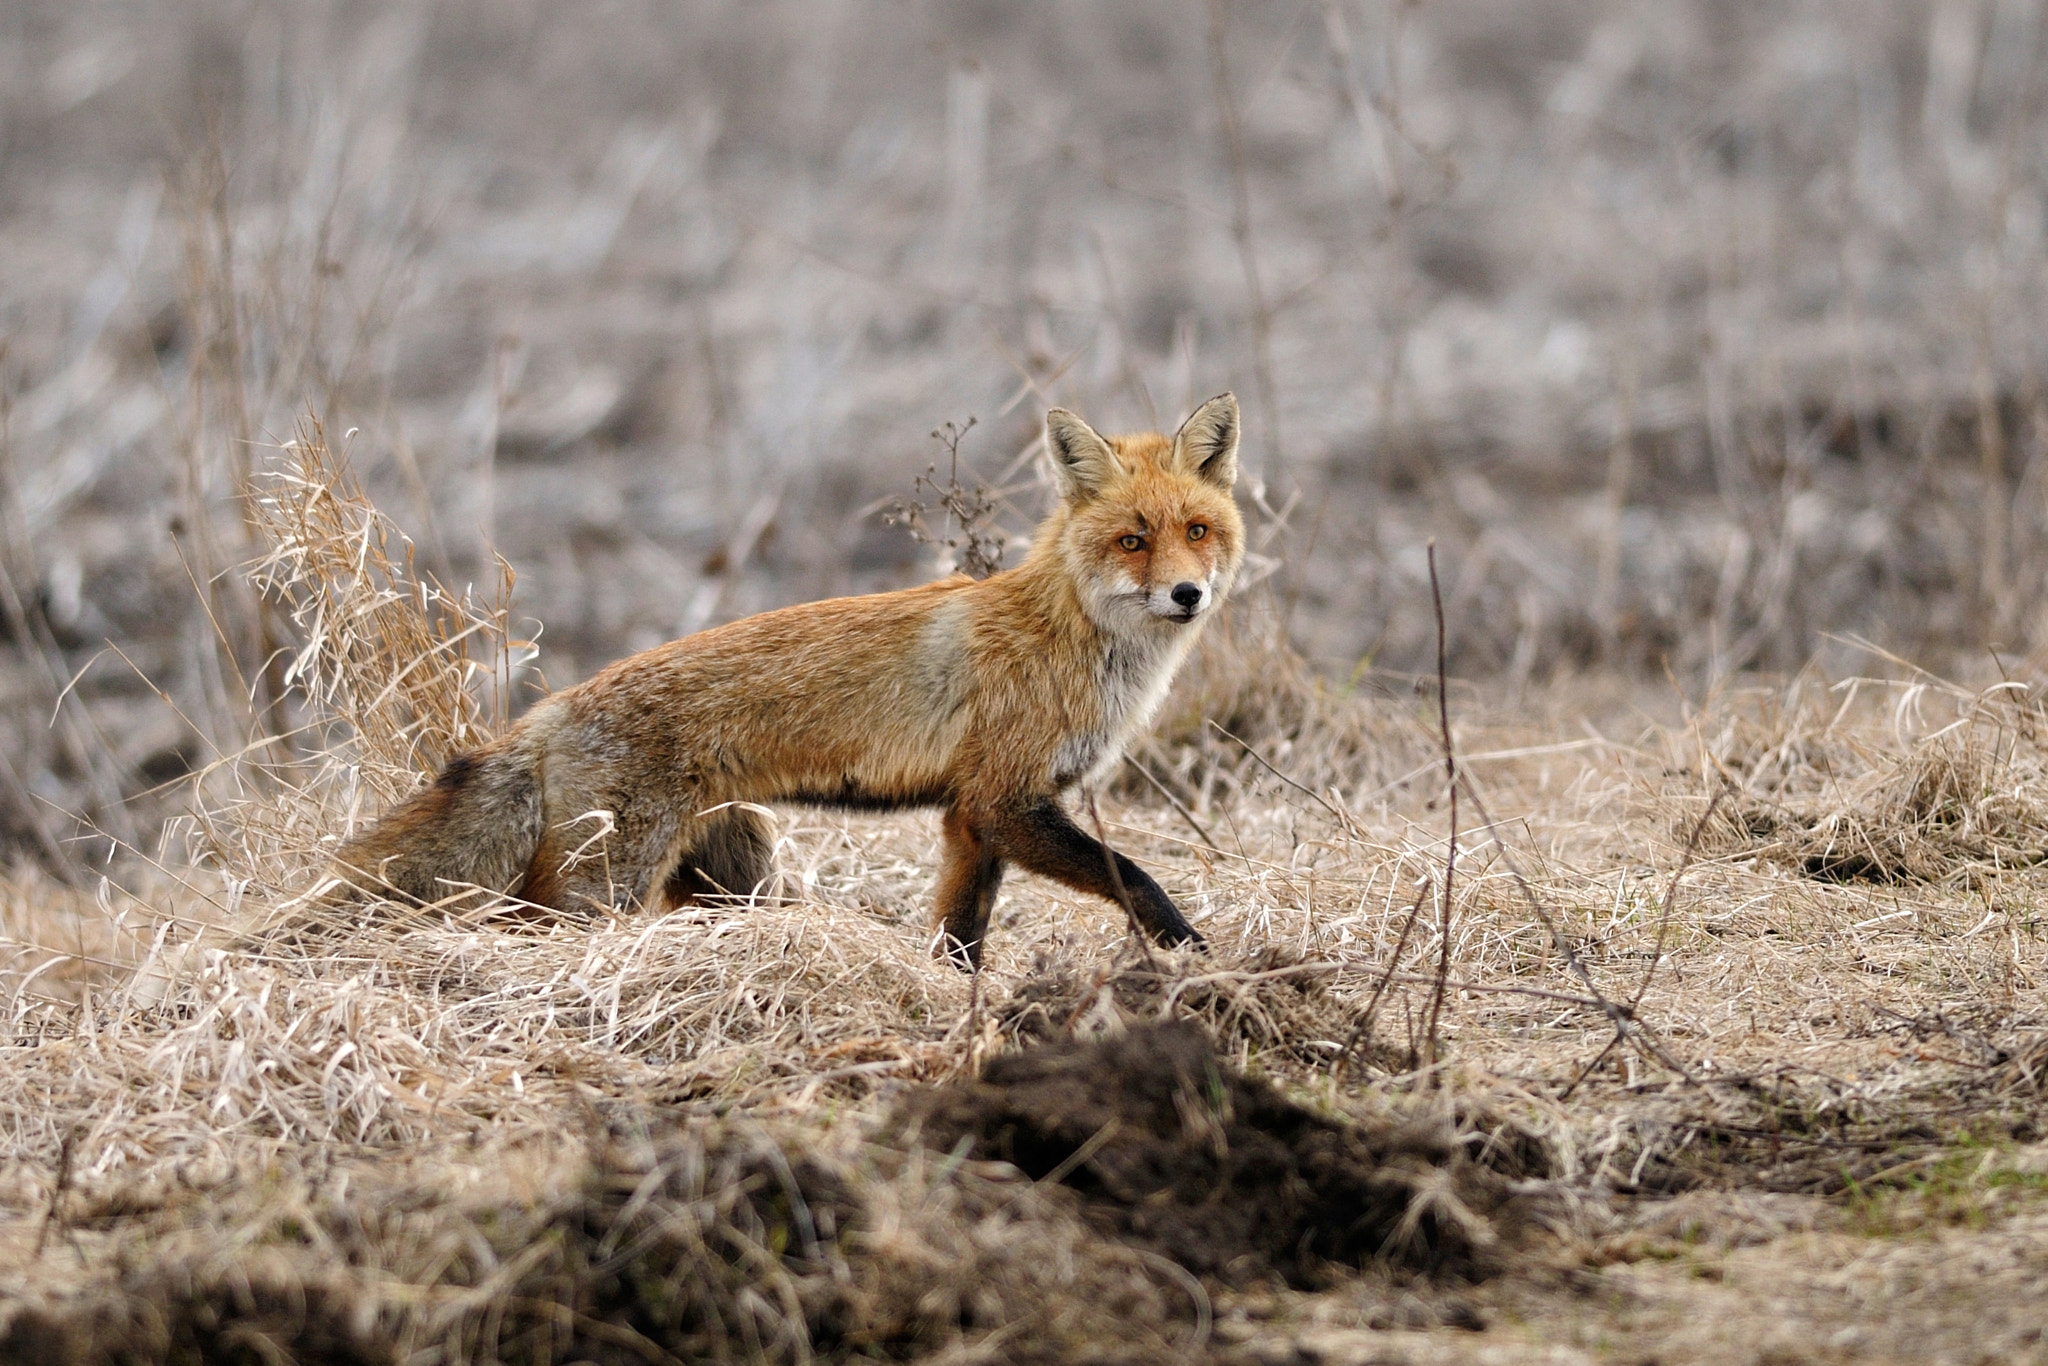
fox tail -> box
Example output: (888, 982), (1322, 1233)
(325, 745), (545, 906)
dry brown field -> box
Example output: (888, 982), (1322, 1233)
(4, 4), (2048, 1362)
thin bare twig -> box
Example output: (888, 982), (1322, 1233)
(1630, 781), (1734, 1014)
(1560, 1033), (1626, 1100)
(965, 952), (985, 1071)
(1208, 720), (1355, 832)
(1422, 542), (1458, 1072)
(34, 1125), (78, 1258)
(1336, 874), (1431, 1077)
(887, 416), (1006, 579)
(1123, 753), (1225, 855)
(1206, 0), (1283, 481)
(1452, 769), (1698, 1091)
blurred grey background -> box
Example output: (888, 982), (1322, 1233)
(4, 0), (2048, 863)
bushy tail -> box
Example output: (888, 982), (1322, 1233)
(327, 743), (545, 905)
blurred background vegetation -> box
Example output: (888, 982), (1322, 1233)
(4, 0), (2048, 869)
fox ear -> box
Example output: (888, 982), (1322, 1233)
(1172, 393), (1240, 489)
(1044, 408), (1123, 501)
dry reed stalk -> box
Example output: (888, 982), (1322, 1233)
(1423, 541), (1459, 1070)
(184, 416), (529, 897)
(1205, 0), (1282, 486)
(1085, 789), (1157, 971)
(1336, 873), (1430, 1075)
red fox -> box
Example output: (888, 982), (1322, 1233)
(328, 395), (1246, 967)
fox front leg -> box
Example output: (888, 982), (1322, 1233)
(990, 797), (1203, 951)
(935, 805), (1006, 970)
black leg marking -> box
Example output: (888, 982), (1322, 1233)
(993, 798), (1203, 949)
(665, 807), (776, 904)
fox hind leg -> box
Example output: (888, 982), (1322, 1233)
(935, 806), (1006, 970)
(663, 806), (777, 906)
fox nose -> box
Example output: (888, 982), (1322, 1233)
(1170, 582), (1204, 610)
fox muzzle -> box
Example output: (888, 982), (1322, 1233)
(1157, 580), (1208, 622)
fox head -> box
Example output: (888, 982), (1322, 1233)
(1041, 394), (1247, 633)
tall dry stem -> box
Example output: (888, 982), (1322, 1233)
(186, 417), (530, 895)
(1423, 542), (1458, 1070)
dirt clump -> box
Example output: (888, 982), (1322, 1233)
(0, 1115), (1201, 1366)
(2, 1271), (394, 1366)
(897, 1021), (1524, 1286)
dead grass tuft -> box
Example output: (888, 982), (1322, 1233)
(994, 945), (1356, 1072)
(1698, 674), (2048, 886)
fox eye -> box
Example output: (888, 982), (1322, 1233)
(1187, 524), (1207, 541)
(1118, 534), (1145, 552)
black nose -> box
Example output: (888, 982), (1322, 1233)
(1170, 582), (1203, 609)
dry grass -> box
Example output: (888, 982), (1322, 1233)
(2, 430), (2045, 1360)
(8, 6), (2048, 1359)
(184, 417), (528, 901)
(1697, 668), (2048, 888)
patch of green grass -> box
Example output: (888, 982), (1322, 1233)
(1841, 1142), (2048, 1237)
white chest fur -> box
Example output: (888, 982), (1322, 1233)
(1053, 626), (1201, 787)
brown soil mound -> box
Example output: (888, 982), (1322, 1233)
(897, 1021), (1522, 1286)
(0, 1116), (1197, 1366)
(3, 1272), (393, 1366)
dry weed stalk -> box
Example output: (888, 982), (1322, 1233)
(1336, 875), (1430, 1075)
(884, 416), (1006, 580)
(186, 417), (531, 894)
(250, 417), (524, 779)
(1085, 789), (1157, 971)
(1205, 0), (1281, 482)
(1423, 541), (1459, 1069)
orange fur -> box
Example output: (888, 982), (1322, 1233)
(329, 395), (1247, 966)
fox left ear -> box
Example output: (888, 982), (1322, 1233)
(1045, 407), (1124, 501)
(1172, 393), (1239, 489)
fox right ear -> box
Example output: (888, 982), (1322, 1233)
(1044, 408), (1123, 501)
(1172, 392), (1240, 490)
